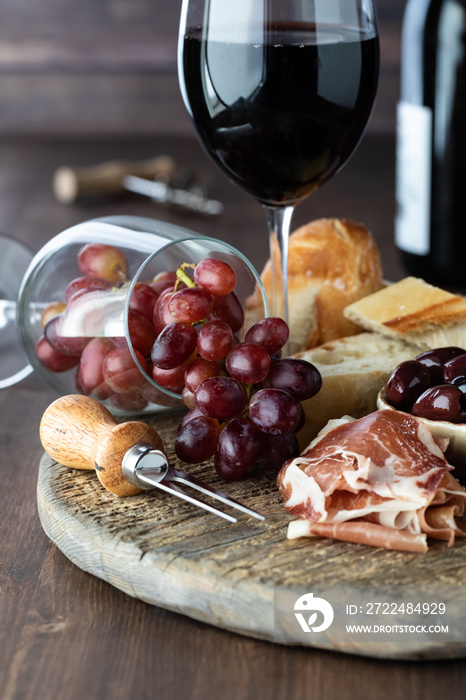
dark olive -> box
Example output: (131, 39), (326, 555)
(443, 353), (466, 383)
(414, 346), (466, 384)
(411, 384), (466, 423)
(385, 360), (432, 408)
(414, 346), (466, 365)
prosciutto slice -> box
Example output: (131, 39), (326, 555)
(277, 410), (466, 552)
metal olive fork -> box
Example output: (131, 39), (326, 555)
(40, 394), (264, 523)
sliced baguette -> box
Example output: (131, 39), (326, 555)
(343, 277), (466, 349)
(295, 332), (418, 448)
(246, 218), (384, 355)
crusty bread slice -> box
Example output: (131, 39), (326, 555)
(343, 277), (466, 349)
(295, 332), (418, 448)
(246, 218), (384, 355)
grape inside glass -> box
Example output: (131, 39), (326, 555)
(178, 0), (379, 324)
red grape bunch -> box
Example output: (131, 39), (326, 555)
(151, 258), (324, 480)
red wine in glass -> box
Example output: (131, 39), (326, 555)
(178, 2), (379, 325)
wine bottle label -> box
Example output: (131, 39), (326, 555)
(395, 101), (432, 255)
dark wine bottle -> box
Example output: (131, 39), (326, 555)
(395, 0), (466, 287)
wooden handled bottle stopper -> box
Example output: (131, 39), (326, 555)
(39, 394), (165, 496)
(40, 395), (265, 522)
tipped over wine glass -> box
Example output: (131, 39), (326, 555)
(178, 0), (379, 327)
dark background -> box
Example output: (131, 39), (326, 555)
(0, 0), (406, 137)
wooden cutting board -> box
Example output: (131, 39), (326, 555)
(37, 413), (466, 661)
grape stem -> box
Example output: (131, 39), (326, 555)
(175, 263), (210, 327)
(175, 263), (196, 290)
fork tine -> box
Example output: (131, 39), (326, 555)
(165, 468), (265, 521)
(135, 472), (237, 523)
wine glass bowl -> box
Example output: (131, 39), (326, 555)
(178, 0), (379, 322)
(14, 215), (268, 415)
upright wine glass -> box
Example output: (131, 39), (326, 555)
(178, 0), (379, 325)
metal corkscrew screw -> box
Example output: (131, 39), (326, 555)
(39, 395), (264, 523)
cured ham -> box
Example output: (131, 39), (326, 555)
(277, 410), (466, 552)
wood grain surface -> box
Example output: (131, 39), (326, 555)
(37, 411), (466, 661)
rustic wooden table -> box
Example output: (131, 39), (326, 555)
(1, 133), (464, 700)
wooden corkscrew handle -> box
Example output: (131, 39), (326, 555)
(52, 154), (177, 204)
(39, 395), (165, 496)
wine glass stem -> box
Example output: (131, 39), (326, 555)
(263, 204), (294, 328)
